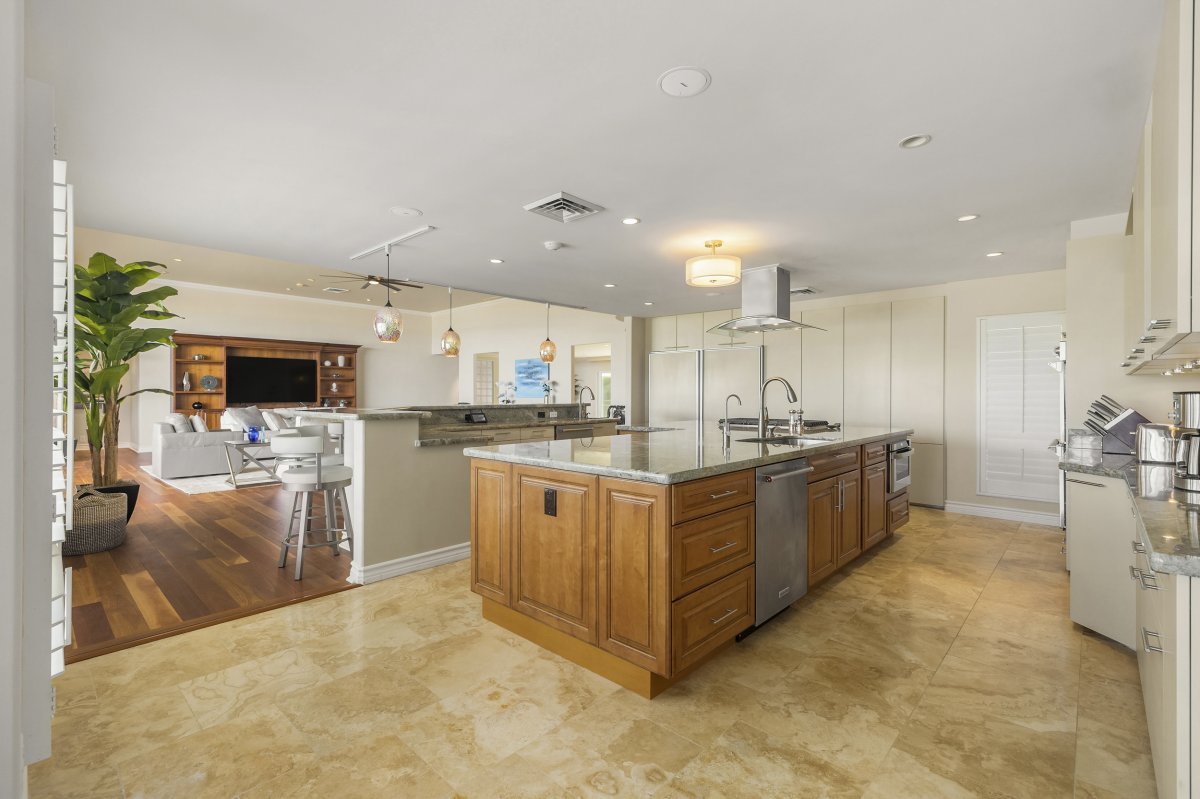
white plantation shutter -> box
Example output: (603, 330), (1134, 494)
(978, 312), (1063, 502)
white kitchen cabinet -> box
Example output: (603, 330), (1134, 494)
(1065, 475), (1135, 648)
(909, 442), (944, 508)
(842, 302), (891, 428)
(648, 316), (677, 352)
(801, 307), (843, 424)
(702, 310), (736, 348)
(890, 296), (944, 445)
(675, 313), (705, 350)
(763, 324), (803, 404)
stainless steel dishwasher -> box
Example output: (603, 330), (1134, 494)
(754, 458), (813, 626)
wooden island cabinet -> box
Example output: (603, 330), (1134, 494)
(467, 428), (910, 697)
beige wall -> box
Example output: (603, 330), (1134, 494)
(1066, 233), (1200, 425)
(429, 298), (636, 413)
(123, 282), (459, 451)
(647, 269), (1069, 517)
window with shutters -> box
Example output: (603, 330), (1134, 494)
(473, 353), (498, 405)
(977, 312), (1063, 502)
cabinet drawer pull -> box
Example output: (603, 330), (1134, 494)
(708, 540), (738, 554)
(1139, 571), (1161, 591)
(1065, 478), (1105, 487)
(1142, 627), (1164, 653)
(708, 489), (739, 500)
(1131, 540), (1146, 554)
(710, 607), (739, 625)
(1129, 565), (1141, 581)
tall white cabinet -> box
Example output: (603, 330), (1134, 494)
(891, 296), (946, 506)
(843, 303), (891, 428)
(800, 307), (845, 426)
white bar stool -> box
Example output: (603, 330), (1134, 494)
(272, 434), (354, 580)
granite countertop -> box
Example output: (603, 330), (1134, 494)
(298, 408), (430, 421)
(423, 418), (619, 434)
(463, 424), (913, 485)
(1060, 450), (1200, 577)
(615, 425), (681, 433)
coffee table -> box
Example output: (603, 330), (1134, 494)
(223, 440), (281, 488)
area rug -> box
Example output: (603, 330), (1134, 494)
(138, 465), (277, 494)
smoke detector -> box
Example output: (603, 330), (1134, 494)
(544, 241), (565, 251)
(523, 191), (604, 223)
(658, 66), (712, 98)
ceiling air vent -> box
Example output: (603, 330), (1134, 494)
(790, 287), (817, 295)
(523, 191), (604, 223)
(323, 286), (350, 294)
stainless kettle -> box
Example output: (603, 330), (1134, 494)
(1177, 431), (1200, 477)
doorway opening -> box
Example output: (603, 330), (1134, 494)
(571, 343), (612, 418)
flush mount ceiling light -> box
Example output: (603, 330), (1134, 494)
(603, 284), (616, 288)
(658, 66), (712, 98)
(644, 301), (654, 306)
(440, 287), (461, 357)
(898, 134), (933, 149)
(622, 217), (640, 225)
(957, 214), (979, 222)
(539, 303), (557, 363)
(389, 206), (423, 217)
(372, 245), (404, 343)
(685, 240), (742, 287)
(986, 251), (1004, 257)
(490, 258), (504, 264)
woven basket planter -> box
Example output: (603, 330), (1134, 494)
(66, 487), (128, 556)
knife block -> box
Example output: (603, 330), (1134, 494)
(1101, 409), (1151, 455)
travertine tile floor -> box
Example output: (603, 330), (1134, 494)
(31, 508), (1158, 798)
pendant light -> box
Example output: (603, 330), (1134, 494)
(539, 302), (557, 363)
(685, 239), (741, 287)
(373, 245), (404, 342)
(440, 286), (461, 357)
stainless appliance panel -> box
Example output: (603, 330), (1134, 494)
(1136, 423), (1176, 464)
(888, 439), (913, 492)
(648, 350), (700, 428)
(1171, 391), (1200, 428)
(555, 424), (596, 440)
(755, 459), (812, 625)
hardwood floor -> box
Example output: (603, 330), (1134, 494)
(65, 448), (355, 662)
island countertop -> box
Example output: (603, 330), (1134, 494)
(1060, 450), (1200, 577)
(463, 424), (913, 484)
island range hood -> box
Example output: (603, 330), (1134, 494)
(707, 265), (824, 334)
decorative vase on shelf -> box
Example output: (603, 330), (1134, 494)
(337, 355), (346, 368)
(330, 382), (339, 394)
(181, 372), (191, 391)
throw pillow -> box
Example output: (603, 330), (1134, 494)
(165, 413), (192, 434)
(261, 410), (288, 431)
(226, 405), (267, 432)
(190, 414), (209, 433)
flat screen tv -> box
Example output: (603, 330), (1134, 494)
(227, 355), (317, 404)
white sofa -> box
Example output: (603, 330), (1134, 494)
(150, 411), (339, 480)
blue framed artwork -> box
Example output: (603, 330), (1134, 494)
(514, 358), (548, 398)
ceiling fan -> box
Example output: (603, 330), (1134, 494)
(319, 271), (424, 291)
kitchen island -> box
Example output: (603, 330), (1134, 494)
(464, 424), (913, 697)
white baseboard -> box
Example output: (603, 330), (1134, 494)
(942, 501), (1059, 527)
(348, 541), (470, 585)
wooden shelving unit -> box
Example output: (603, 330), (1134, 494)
(172, 334), (360, 428)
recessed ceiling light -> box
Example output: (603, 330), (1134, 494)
(643, 301), (654, 306)
(285, 287), (292, 291)
(898, 134), (933, 149)
(603, 284), (616, 288)
(986, 251), (1004, 257)
(957, 214), (979, 222)
(295, 282), (304, 286)
(658, 66), (711, 98)
(390, 206), (423, 217)
(172, 258), (183, 262)
(622, 218), (640, 225)
(490, 259), (504, 264)
(305, 278), (315, 282)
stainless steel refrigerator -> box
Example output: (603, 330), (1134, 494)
(648, 346), (763, 435)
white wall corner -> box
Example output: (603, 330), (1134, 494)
(1069, 213), (1127, 240)
(943, 500), (1060, 528)
(347, 540), (470, 585)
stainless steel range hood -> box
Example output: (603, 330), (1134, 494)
(707, 265), (823, 334)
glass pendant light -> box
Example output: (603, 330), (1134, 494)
(539, 302), (557, 363)
(373, 245), (404, 343)
(685, 239), (741, 287)
(440, 286), (461, 357)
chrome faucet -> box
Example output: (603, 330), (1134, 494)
(759, 376), (798, 438)
(578, 385), (595, 419)
(723, 393), (742, 449)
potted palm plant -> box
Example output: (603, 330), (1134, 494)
(74, 252), (178, 518)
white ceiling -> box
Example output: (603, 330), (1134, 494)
(28, 1), (1163, 317)
(74, 227), (496, 312)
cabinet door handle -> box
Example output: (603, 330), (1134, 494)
(709, 541), (738, 554)
(1139, 571), (1161, 591)
(1142, 627), (1164, 653)
(1064, 478), (1105, 487)
(708, 489), (739, 500)
(1131, 540), (1146, 554)
(1130, 565), (1141, 581)
(710, 607), (739, 625)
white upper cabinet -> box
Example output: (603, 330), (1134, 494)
(891, 296), (945, 445)
(648, 316), (677, 352)
(675, 313), (705, 350)
(801, 307), (844, 424)
(702, 309), (738, 348)
(843, 302), (891, 428)
(763, 324), (803, 404)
